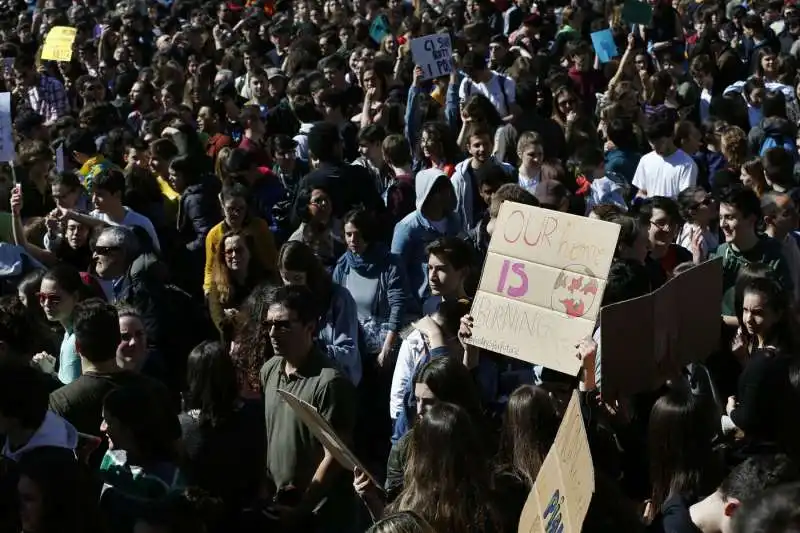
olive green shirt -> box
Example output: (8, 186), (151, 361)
(260, 348), (357, 523)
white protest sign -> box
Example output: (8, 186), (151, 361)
(518, 391), (594, 533)
(0, 93), (15, 163)
(411, 33), (453, 80)
(466, 202), (620, 376)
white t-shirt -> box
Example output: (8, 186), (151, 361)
(90, 207), (161, 253)
(632, 149), (698, 199)
(458, 72), (516, 117)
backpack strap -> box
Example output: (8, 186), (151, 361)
(498, 74), (510, 116)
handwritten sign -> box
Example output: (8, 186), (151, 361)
(411, 33), (453, 80)
(41, 26), (77, 62)
(369, 15), (390, 44)
(466, 202), (620, 376)
(518, 391), (594, 533)
(278, 390), (380, 487)
(600, 258), (722, 399)
(590, 30), (618, 63)
(0, 93), (15, 163)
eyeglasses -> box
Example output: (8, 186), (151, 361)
(94, 245), (121, 255)
(37, 292), (61, 305)
(650, 219), (674, 231)
(310, 197), (330, 207)
(264, 319), (296, 332)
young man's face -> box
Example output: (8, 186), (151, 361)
(648, 208), (678, 251)
(720, 202), (753, 244)
(359, 141), (382, 164)
(250, 75), (268, 99)
(469, 134), (492, 163)
(427, 253), (465, 297)
(126, 148), (149, 169)
(518, 143), (544, 170)
(479, 182), (497, 206)
(92, 188), (119, 213)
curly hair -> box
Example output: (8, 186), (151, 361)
(229, 283), (277, 395)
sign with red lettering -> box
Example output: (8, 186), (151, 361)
(466, 202), (620, 376)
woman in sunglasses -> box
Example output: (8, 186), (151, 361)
(32, 264), (95, 385)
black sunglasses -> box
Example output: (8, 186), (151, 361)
(94, 245), (121, 255)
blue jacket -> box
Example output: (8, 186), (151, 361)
(390, 169), (462, 312)
(318, 283), (362, 387)
(332, 244), (406, 332)
(450, 158), (515, 234)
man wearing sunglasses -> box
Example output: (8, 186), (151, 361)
(260, 285), (357, 531)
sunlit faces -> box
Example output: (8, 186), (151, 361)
(719, 202), (750, 244)
(308, 188), (333, 224)
(742, 290), (781, 339)
(38, 278), (76, 323)
(648, 208), (679, 251)
(427, 252), (465, 297)
(223, 234), (250, 271)
(344, 222), (366, 255)
(117, 314), (147, 371)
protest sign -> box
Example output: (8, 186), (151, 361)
(278, 390), (380, 487)
(0, 93), (15, 163)
(590, 29), (618, 63)
(41, 26), (77, 62)
(369, 15), (390, 44)
(622, 0), (653, 25)
(600, 258), (723, 399)
(466, 202), (620, 376)
(518, 390), (594, 533)
(410, 33), (453, 80)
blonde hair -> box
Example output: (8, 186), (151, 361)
(517, 131), (543, 153)
(720, 126), (748, 169)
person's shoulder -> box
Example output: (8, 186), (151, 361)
(260, 356), (284, 385)
(759, 234), (789, 257)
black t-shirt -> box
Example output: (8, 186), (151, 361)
(49, 370), (180, 440)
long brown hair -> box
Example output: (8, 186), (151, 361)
(391, 403), (501, 533)
(496, 385), (560, 488)
(211, 230), (249, 307)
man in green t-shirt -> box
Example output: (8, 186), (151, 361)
(713, 186), (793, 324)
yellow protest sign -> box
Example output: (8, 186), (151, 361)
(518, 391), (594, 533)
(41, 26), (77, 62)
(466, 202), (620, 376)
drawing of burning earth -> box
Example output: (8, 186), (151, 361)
(550, 265), (599, 318)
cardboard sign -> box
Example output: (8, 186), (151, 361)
(369, 15), (390, 44)
(0, 93), (15, 163)
(518, 391), (594, 533)
(590, 29), (618, 63)
(466, 202), (620, 376)
(278, 390), (380, 487)
(410, 33), (453, 80)
(41, 26), (77, 62)
(600, 258), (723, 399)
(621, 0), (653, 26)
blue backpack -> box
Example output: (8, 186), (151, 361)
(760, 132), (797, 163)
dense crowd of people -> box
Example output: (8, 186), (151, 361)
(1, 0), (800, 531)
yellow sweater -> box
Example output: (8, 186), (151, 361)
(203, 217), (278, 294)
